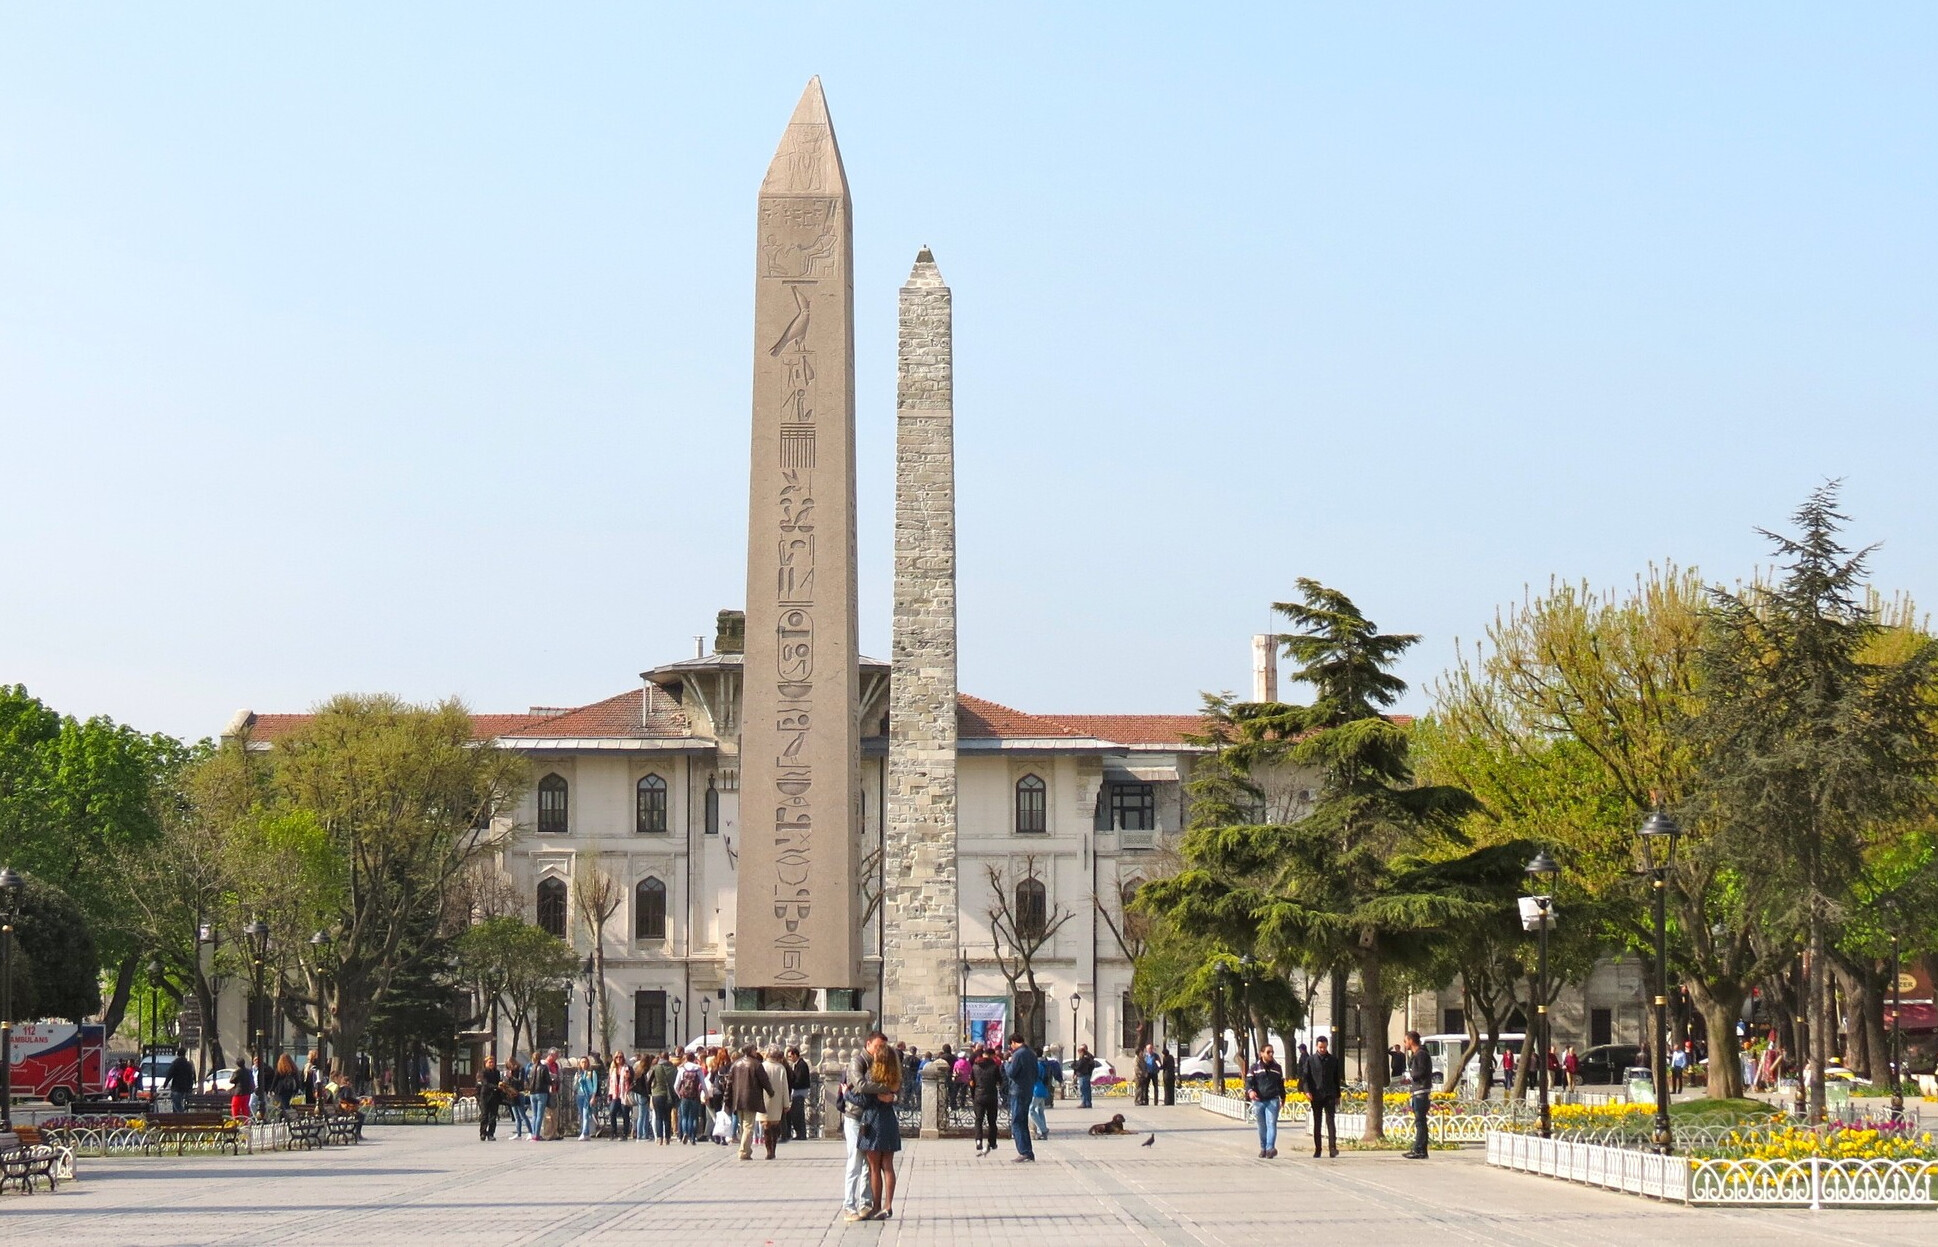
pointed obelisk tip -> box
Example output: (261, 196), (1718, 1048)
(905, 245), (945, 288)
(916, 246), (934, 263)
(764, 76), (846, 197)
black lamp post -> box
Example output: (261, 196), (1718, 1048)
(1213, 959), (1233, 1093)
(1525, 850), (1560, 1139)
(196, 921), (220, 1086)
(1890, 930), (1905, 1122)
(245, 920), (271, 1074)
(582, 955), (596, 1058)
(1070, 992), (1081, 1057)
(959, 960), (972, 1044)
(308, 931), (331, 1074)
(1637, 811), (1682, 1155)
(700, 993), (712, 1048)
(147, 957), (164, 1093)
(671, 996), (682, 1050)
(1237, 954), (1255, 1080)
(0, 866), (22, 1130)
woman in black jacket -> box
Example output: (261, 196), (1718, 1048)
(477, 1056), (503, 1141)
(969, 1046), (1004, 1155)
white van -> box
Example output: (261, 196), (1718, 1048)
(1178, 1029), (1292, 1079)
(1418, 1033), (1525, 1086)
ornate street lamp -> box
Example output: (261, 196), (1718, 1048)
(582, 955), (596, 1058)
(147, 957), (165, 1094)
(1070, 992), (1081, 1057)
(309, 931), (331, 1073)
(959, 960), (972, 1044)
(1890, 929), (1905, 1122)
(700, 993), (712, 1048)
(196, 921), (220, 1087)
(1237, 954), (1256, 1079)
(670, 996), (683, 1050)
(245, 920), (271, 1073)
(0, 866), (23, 1130)
(1524, 850), (1560, 1139)
(1637, 811), (1682, 1155)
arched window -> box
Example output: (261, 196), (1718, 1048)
(537, 773), (568, 834)
(1120, 877), (1142, 912)
(536, 877), (567, 938)
(1014, 774), (1047, 835)
(635, 877), (667, 941)
(1015, 876), (1048, 941)
(704, 778), (720, 836)
(636, 774), (668, 835)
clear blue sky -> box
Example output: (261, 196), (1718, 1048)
(3, 4), (1934, 741)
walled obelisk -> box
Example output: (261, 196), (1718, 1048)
(883, 248), (959, 1048)
(737, 77), (861, 992)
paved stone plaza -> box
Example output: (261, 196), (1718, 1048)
(5, 1106), (1934, 1245)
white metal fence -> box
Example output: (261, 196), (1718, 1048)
(1486, 1129), (1938, 1209)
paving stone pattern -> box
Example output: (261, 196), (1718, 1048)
(5, 1106), (1932, 1245)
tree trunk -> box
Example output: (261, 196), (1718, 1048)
(1684, 977), (1747, 1099)
(1358, 945), (1386, 1143)
(100, 954), (139, 1038)
(1829, 956), (1889, 1083)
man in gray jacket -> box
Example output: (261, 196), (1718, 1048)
(841, 1032), (895, 1221)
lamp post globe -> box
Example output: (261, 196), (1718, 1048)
(1524, 850), (1560, 1139)
(0, 866), (21, 1130)
(1635, 811), (1681, 1155)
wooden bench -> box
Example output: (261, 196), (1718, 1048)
(0, 1128), (63, 1193)
(367, 1094), (440, 1125)
(284, 1113), (327, 1150)
(141, 1112), (242, 1156)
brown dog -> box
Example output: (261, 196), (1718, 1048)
(1088, 1114), (1129, 1135)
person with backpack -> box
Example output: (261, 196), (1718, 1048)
(970, 1046), (1003, 1155)
(675, 1051), (706, 1143)
(1072, 1046), (1099, 1109)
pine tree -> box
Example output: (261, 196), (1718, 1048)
(1142, 580), (1526, 1139)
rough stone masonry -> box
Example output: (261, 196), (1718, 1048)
(883, 247), (960, 1048)
(737, 78), (862, 990)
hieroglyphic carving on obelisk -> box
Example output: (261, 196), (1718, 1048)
(883, 248), (959, 1047)
(738, 78), (861, 991)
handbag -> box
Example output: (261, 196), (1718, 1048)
(711, 1108), (735, 1140)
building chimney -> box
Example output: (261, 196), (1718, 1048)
(715, 609), (746, 655)
(1252, 634), (1279, 704)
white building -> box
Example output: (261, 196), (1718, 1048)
(235, 616), (1208, 1074)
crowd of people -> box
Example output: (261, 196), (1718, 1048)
(473, 1045), (815, 1146)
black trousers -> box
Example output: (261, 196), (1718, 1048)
(973, 1099), (1000, 1150)
(480, 1092), (500, 1139)
(788, 1094), (808, 1140)
(1310, 1099), (1336, 1152)
(1411, 1090), (1431, 1155)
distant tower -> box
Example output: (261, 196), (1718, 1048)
(882, 247), (959, 1048)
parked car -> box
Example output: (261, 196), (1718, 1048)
(1417, 1033), (1525, 1086)
(1574, 1044), (1645, 1085)
(202, 1066), (238, 1093)
(1178, 1030), (1291, 1079)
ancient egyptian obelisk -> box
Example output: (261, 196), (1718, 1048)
(738, 77), (861, 992)
(883, 248), (959, 1047)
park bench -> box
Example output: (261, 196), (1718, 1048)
(285, 1113), (328, 1150)
(141, 1112), (242, 1156)
(1, 1127), (65, 1193)
(367, 1094), (440, 1125)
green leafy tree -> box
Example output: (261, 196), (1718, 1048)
(1142, 581), (1521, 1139)
(2, 872), (102, 1022)
(1690, 485), (1938, 1119)
(456, 916), (577, 1059)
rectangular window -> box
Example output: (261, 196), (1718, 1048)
(1121, 991), (1145, 1051)
(536, 988), (569, 1052)
(1444, 1007), (1466, 1036)
(1590, 1007), (1613, 1048)
(1110, 784), (1156, 831)
(633, 990), (667, 1050)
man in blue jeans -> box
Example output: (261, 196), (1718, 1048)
(1073, 1046), (1098, 1109)
(1004, 1036), (1038, 1162)
(1245, 1044), (1286, 1159)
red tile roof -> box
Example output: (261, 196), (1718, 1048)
(238, 691), (1209, 749)
(1046, 714), (1211, 746)
(498, 689), (689, 739)
(956, 695), (1084, 740)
